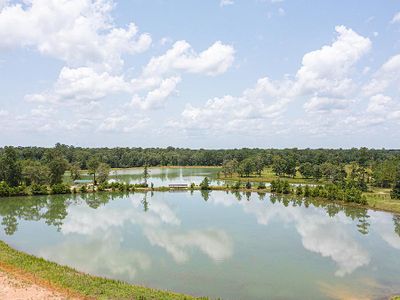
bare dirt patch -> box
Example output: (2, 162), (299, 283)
(0, 270), (67, 300)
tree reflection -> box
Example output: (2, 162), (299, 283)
(141, 193), (150, 212)
(394, 215), (400, 237)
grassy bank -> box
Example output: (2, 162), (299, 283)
(0, 241), (208, 300)
(218, 167), (322, 184)
(364, 187), (400, 214)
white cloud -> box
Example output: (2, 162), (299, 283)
(143, 40), (235, 78)
(130, 76), (181, 110)
(26, 67), (129, 104)
(220, 0), (234, 7)
(363, 54), (400, 96)
(0, 0), (151, 71)
(391, 12), (400, 24)
(366, 94), (392, 114)
(304, 97), (353, 114)
(172, 25), (371, 133)
(98, 114), (150, 132)
(294, 26), (371, 97)
(172, 77), (291, 134)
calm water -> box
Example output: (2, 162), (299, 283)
(0, 191), (399, 299)
(109, 167), (223, 186)
(78, 167), (269, 187)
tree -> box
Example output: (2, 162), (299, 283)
(391, 167), (400, 200)
(200, 177), (210, 190)
(21, 160), (50, 185)
(97, 163), (111, 184)
(70, 163), (81, 181)
(299, 162), (314, 178)
(87, 157), (100, 185)
(45, 150), (68, 185)
(238, 158), (255, 177)
(253, 155), (265, 177)
(222, 159), (238, 177)
(272, 156), (285, 176)
(312, 164), (322, 181)
(143, 165), (149, 185)
(0, 147), (22, 187)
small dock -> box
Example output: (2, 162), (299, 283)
(169, 183), (189, 189)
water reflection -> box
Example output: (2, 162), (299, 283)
(0, 191), (399, 299)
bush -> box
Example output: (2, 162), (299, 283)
(296, 185), (303, 195)
(245, 181), (252, 189)
(80, 185), (88, 193)
(200, 177), (210, 190)
(0, 181), (11, 197)
(232, 181), (241, 190)
(257, 182), (266, 189)
(51, 183), (71, 194)
(31, 184), (49, 195)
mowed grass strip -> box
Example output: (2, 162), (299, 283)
(0, 241), (209, 300)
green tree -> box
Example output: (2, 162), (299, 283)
(87, 157), (100, 185)
(238, 158), (255, 177)
(200, 177), (210, 190)
(46, 150), (68, 185)
(97, 163), (111, 184)
(390, 167), (400, 200)
(0, 147), (22, 187)
(21, 160), (50, 185)
(222, 159), (238, 177)
(299, 162), (314, 178)
(253, 155), (265, 177)
(70, 163), (81, 181)
(143, 165), (150, 185)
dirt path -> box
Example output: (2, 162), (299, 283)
(0, 270), (68, 300)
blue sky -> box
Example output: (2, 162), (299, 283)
(0, 0), (399, 148)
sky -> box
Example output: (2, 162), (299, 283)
(0, 0), (400, 149)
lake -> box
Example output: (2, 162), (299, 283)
(75, 167), (227, 187)
(0, 190), (399, 299)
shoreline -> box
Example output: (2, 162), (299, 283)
(1, 184), (398, 215)
(0, 241), (207, 300)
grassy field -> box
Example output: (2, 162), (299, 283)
(218, 167), (323, 184)
(364, 187), (400, 214)
(0, 241), (209, 300)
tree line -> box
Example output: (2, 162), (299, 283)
(1, 144), (400, 199)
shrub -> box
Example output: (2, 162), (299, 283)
(200, 177), (210, 190)
(232, 181), (241, 190)
(0, 181), (10, 197)
(245, 181), (252, 189)
(80, 185), (88, 193)
(257, 182), (266, 189)
(51, 183), (71, 194)
(31, 184), (48, 195)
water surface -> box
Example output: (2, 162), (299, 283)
(0, 191), (399, 299)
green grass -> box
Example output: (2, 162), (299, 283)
(364, 187), (400, 214)
(0, 241), (209, 300)
(218, 167), (322, 185)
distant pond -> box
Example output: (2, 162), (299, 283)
(0, 190), (399, 299)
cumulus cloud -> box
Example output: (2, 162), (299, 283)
(130, 76), (181, 110)
(171, 25), (371, 133)
(142, 40), (235, 78)
(0, 0), (151, 71)
(26, 67), (129, 104)
(391, 12), (400, 24)
(363, 54), (400, 95)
